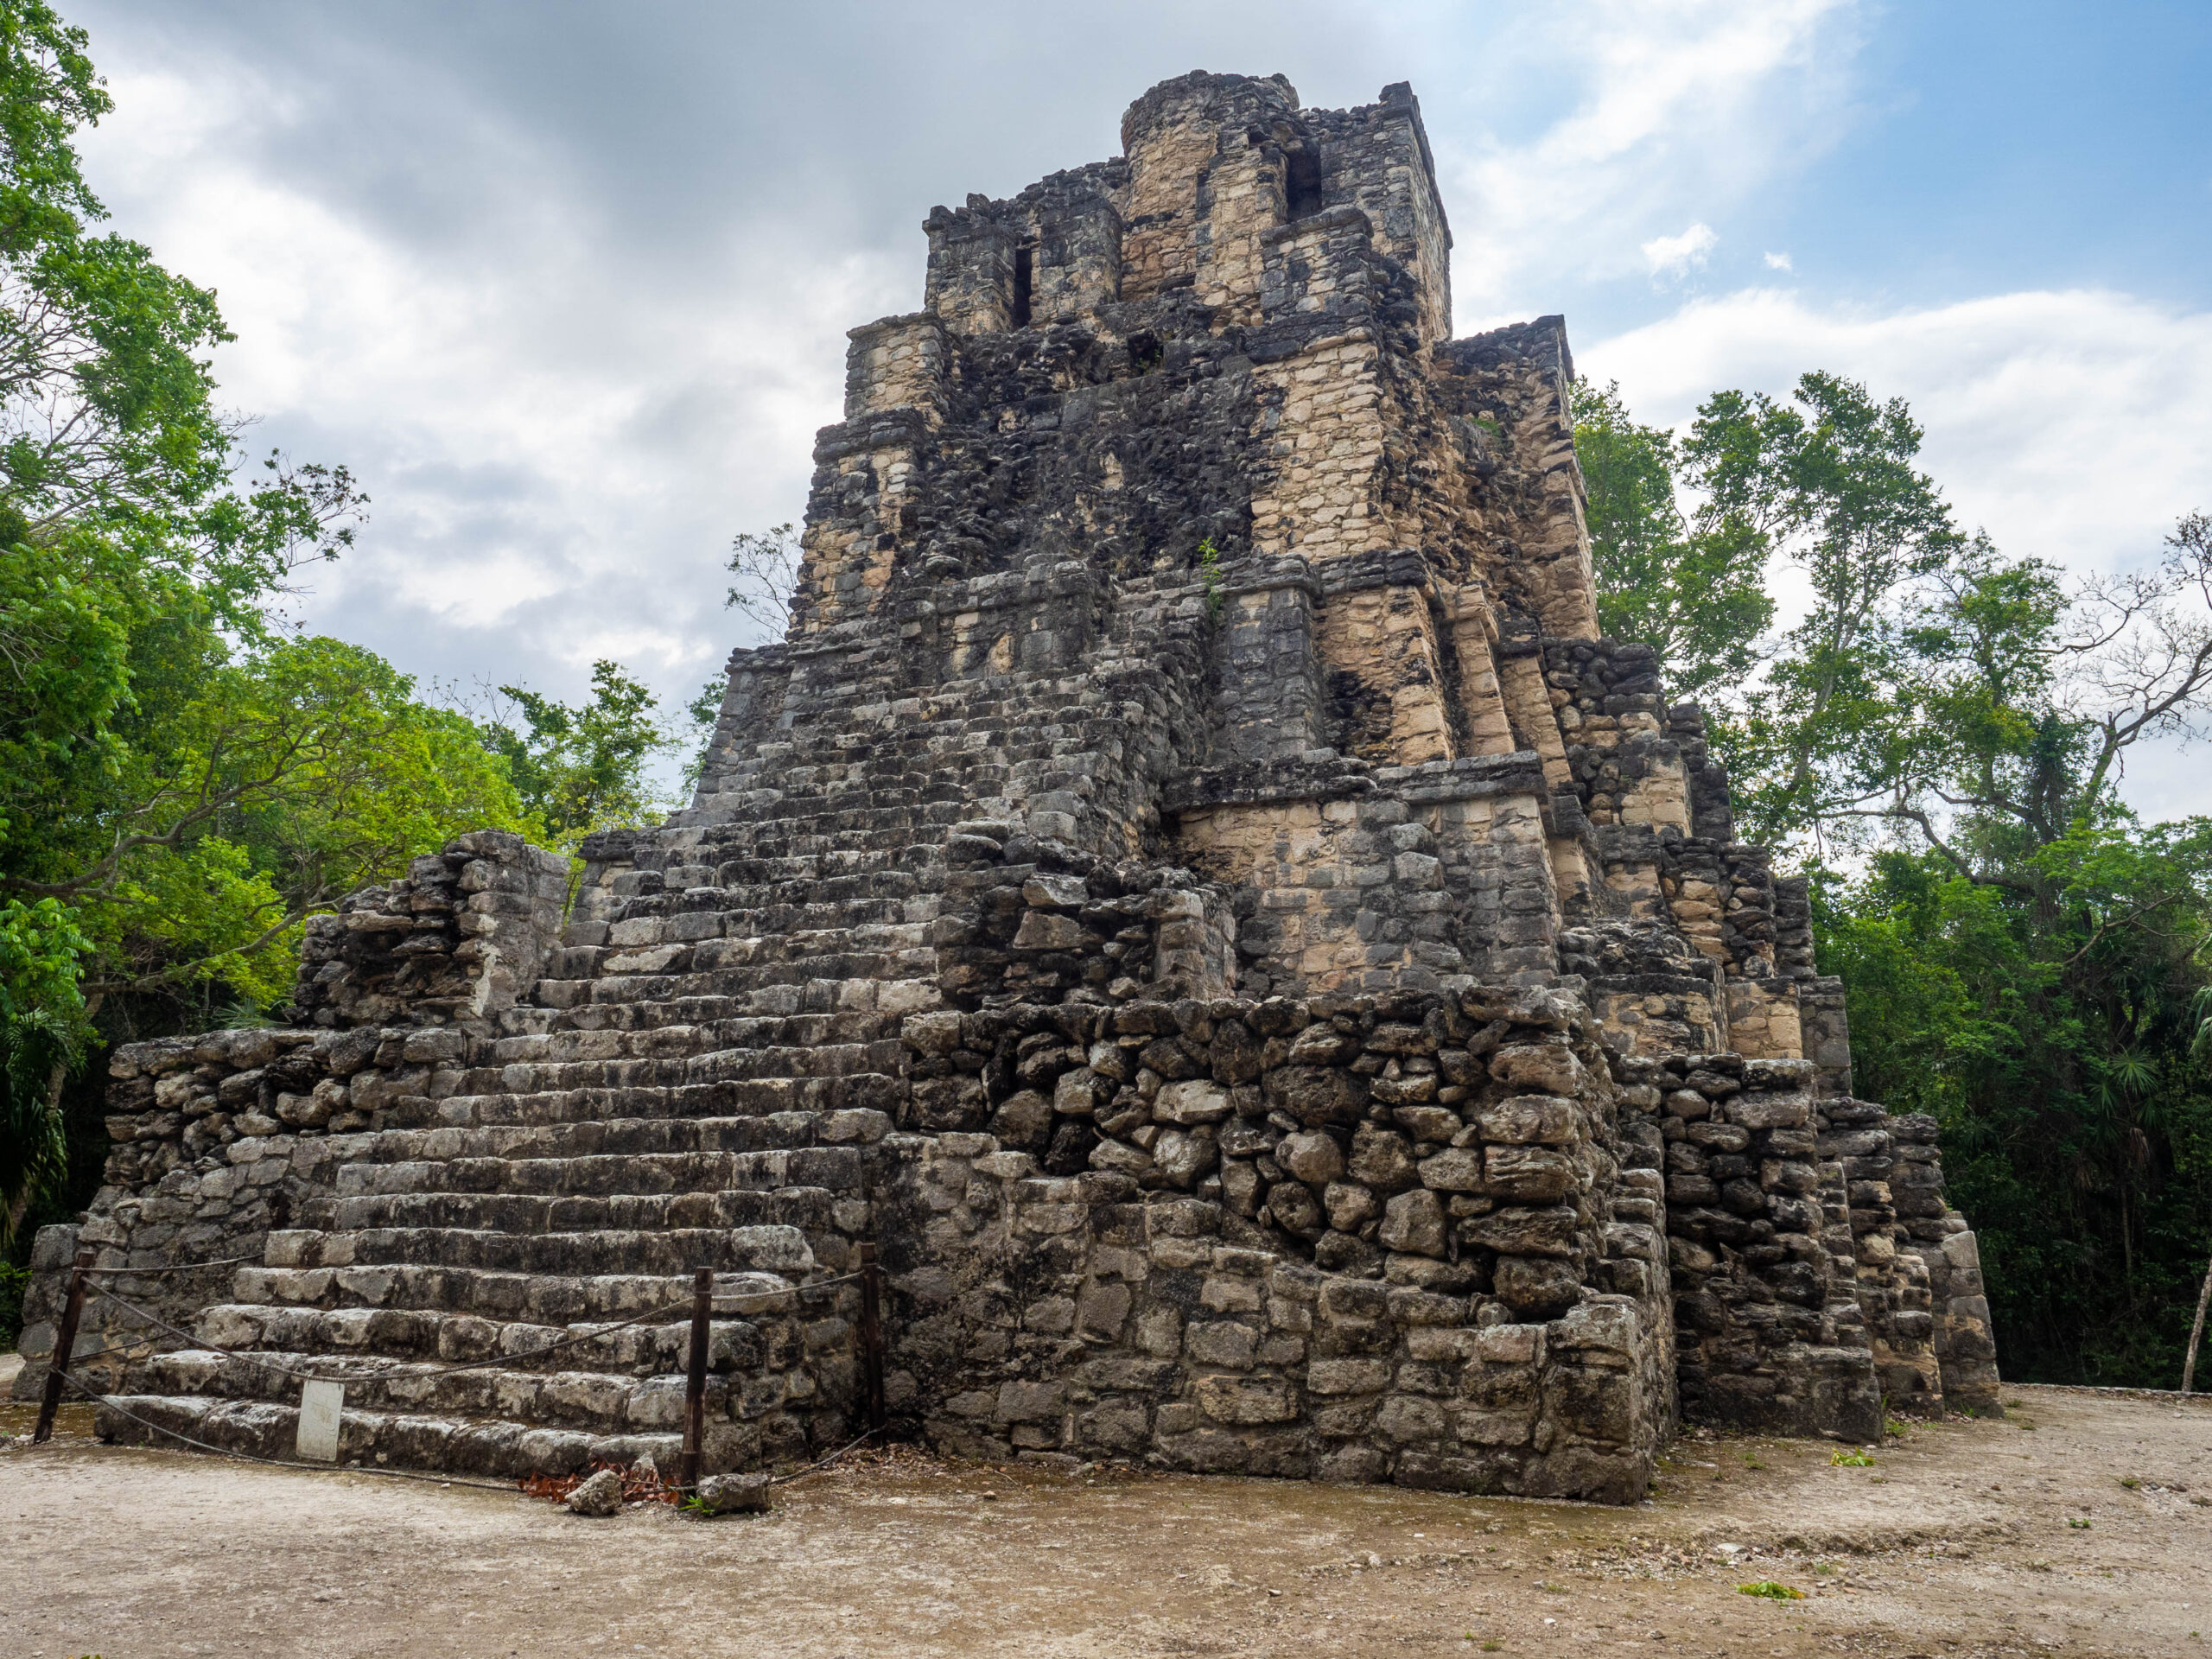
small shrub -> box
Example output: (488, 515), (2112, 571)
(1738, 1581), (1804, 1600)
(1831, 1449), (1875, 1467)
(2068, 1517), (2092, 1529)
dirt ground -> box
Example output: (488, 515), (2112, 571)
(3, 1363), (2207, 1659)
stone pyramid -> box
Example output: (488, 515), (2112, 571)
(15, 72), (1997, 1501)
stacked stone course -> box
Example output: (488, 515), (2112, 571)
(17, 69), (1996, 1499)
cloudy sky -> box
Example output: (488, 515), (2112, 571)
(68, 0), (2212, 815)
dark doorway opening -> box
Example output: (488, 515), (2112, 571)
(1011, 243), (1033, 327)
(1285, 150), (1324, 220)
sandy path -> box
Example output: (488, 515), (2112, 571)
(3, 1382), (2207, 1657)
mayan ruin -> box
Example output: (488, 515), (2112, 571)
(15, 69), (2008, 1504)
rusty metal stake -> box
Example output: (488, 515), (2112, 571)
(677, 1265), (712, 1489)
(32, 1247), (95, 1444)
(858, 1242), (887, 1434)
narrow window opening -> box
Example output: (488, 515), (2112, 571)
(1128, 331), (1161, 373)
(1285, 150), (1324, 221)
(1010, 243), (1033, 327)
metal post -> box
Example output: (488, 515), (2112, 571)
(858, 1242), (887, 1434)
(32, 1248), (95, 1444)
(677, 1265), (712, 1489)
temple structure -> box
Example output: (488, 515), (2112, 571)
(16, 72), (1998, 1501)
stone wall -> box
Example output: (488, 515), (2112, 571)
(292, 830), (570, 1033)
(879, 982), (1670, 1502)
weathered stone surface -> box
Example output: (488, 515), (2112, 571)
(16, 69), (1991, 1512)
(693, 1472), (772, 1515)
(566, 1469), (624, 1516)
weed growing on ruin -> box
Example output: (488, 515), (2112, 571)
(2069, 1517), (2093, 1529)
(1740, 1452), (1765, 1470)
(1198, 536), (1225, 622)
(1831, 1449), (1875, 1466)
(1738, 1581), (1804, 1600)
(2118, 1477), (2141, 1489)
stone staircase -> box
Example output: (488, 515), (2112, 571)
(85, 833), (934, 1478)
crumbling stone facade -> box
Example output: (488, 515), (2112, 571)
(17, 72), (1997, 1499)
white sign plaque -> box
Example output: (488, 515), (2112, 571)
(297, 1379), (344, 1462)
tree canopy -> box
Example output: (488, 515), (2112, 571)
(0, 2), (690, 1245)
(1582, 372), (2212, 1387)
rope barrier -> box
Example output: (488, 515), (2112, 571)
(769, 1424), (882, 1485)
(30, 1255), (890, 1498)
(82, 1255), (257, 1276)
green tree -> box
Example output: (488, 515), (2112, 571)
(1580, 365), (2212, 1384)
(0, 1), (538, 1243)
(1682, 372), (1963, 853)
(1570, 379), (1773, 699)
(1814, 821), (2212, 1386)
(479, 659), (677, 852)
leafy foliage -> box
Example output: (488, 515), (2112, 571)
(479, 659), (679, 853)
(1813, 826), (2212, 1386)
(1570, 379), (1773, 699)
(0, 1), (550, 1244)
(1582, 370), (2212, 1386)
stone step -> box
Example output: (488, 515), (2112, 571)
(129, 1349), (706, 1434)
(553, 927), (934, 985)
(305, 1191), (844, 1242)
(326, 1144), (864, 1200)
(547, 906), (920, 974)
(231, 1245), (834, 1322)
(327, 1223), (848, 1280)
(93, 1392), (684, 1480)
(536, 955), (931, 1013)
(481, 1011), (906, 1062)
(435, 1071), (904, 1129)
(188, 1278), (838, 1370)
(343, 1109), (892, 1169)
(545, 996), (918, 1033)
(463, 1040), (907, 1095)
(550, 950), (936, 1006)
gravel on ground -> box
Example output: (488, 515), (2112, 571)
(3, 1380), (2207, 1657)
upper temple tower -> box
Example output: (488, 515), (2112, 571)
(688, 71), (1662, 1012)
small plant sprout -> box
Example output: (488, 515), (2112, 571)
(1198, 535), (1225, 620)
(1832, 1448), (1876, 1466)
(1738, 1581), (1804, 1601)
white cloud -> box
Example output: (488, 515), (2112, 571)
(1643, 222), (1719, 276)
(1584, 286), (2212, 820)
(1763, 250), (1793, 270)
(77, 60), (904, 704)
(1438, 0), (1861, 313)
